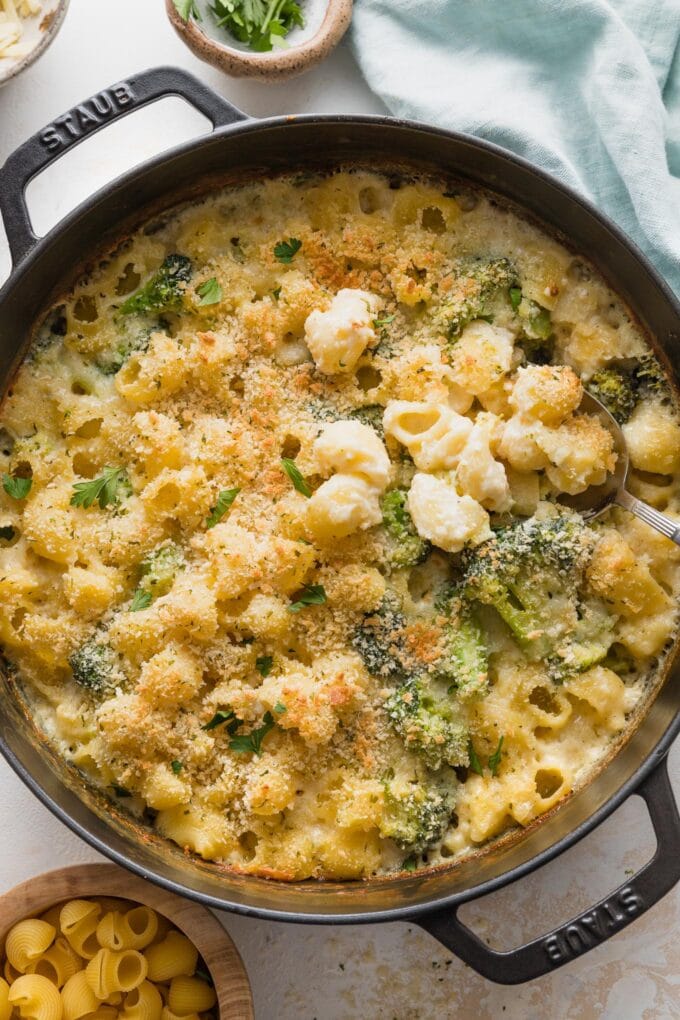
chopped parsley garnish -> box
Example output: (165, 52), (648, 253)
(274, 701), (287, 714)
(211, 0), (304, 53)
(196, 277), (223, 306)
(256, 655), (273, 677)
(229, 711), (276, 756)
(206, 487), (240, 528)
(467, 738), (484, 776)
(288, 583), (327, 613)
(2, 474), (32, 500)
(373, 314), (395, 328)
(509, 286), (522, 312)
(488, 736), (504, 777)
(172, 0), (201, 19)
(171, 760), (183, 775)
(202, 709), (241, 733)
(130, 589), (152, 612)
(70, 467), (128, 510)
(111, 784), (131, 798)
(402, 855), (418, 872)
(273, 237), (302, 264)
(281, 458), (311, 497)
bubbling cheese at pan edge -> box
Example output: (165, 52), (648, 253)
(0, 169), (679, 882)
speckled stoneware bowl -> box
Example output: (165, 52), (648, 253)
(0, 0), (69, 88)
(165, 0), (353, 81)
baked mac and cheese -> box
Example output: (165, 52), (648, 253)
(1, 171), (678, 879)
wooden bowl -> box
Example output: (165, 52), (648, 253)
(165, 0), (353, 81)
(0, 0), (70, 89)
(0, 863), (254, 1019)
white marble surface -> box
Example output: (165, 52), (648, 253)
(1, 3), (679, 1017)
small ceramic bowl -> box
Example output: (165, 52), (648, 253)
(0, 0), (69, 89)
(166, 0), (353, 81)
(0, 863), (254, 1019)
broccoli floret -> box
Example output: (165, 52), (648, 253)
(353, 589), (406, 680)
(120, 255), (192, 316)
(510, 290), (554, 363)
(445, 256), (518, 340)
(633, 352), (669, 399)
(435, 602), (489, 699)
(69, 639), (122, 697)
(138, 542), (185, 599)
(96, 322), (156, 375)
(385, 676), (469, 769)
(461, 511), (612, 679)
(380, 489), (430, 570)
(380, 770), (457, 853)
(586, 367), (637, 423)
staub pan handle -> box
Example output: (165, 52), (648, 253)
(419, 755), (680, 983)
(0, 65), (247, 266)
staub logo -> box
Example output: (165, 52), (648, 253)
(543, 886), (643, 966)
(39, 83), (136, 152)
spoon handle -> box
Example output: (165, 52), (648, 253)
(616, 488), (680, 544)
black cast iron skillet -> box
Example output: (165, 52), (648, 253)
(1, 67), (680, 986)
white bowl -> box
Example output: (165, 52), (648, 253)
(0, 0), (69, 88)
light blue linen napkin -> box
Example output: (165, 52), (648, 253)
(349, 0), (680, 298)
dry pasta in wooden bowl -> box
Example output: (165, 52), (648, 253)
(0, 865), (252, 1020)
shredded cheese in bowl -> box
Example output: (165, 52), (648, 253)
(0, 0), (42, 61)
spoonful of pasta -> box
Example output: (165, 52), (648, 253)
(558, 391), (680, 544)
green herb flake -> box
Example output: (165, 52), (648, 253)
(171, 760), (183, 775)
(373, 314), (395, 328)
(229, 711), (276, 757)
(2, 474), (32, 500)
(281, 458), (311, 497)
(467, 738), (484, 776)
(172, 0), (201, 20)
(273, 701), (287, 715)
(488, 736), (504, 777)
(196, 277), (223, 306)
(273, 237), (302, 264)
(206, 486), (240, 529)
(509, 286), (522, 312)
(202, 709), (240, 733)
(70, 467), (128, 510)
(288, 583), (327, 613)
(402, 855), (418, 872)
(130, 589), (152, 612)
(256, 655), (274, 678)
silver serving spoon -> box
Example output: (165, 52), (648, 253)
(559, 391), (680, 544)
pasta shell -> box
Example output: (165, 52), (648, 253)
(167, 978), (215, 1017)
(121, 910), (158, 952)
(6, 920), (56, 973)
(59, 903), (101, 938)
(120, 982), (162, 1020)
(9, 973), (64, 1020)
(86, 951), (147, 1000)
(0, 977), (11, 1020)
(160, 1010), (199, 1020)
(144, 935), (197, 984)
(61, 972), (100, 1020)
(27, 938), (82, 988)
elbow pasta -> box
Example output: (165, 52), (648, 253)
(2, 902), (215, 1020)
(0, 169), (678, 880)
